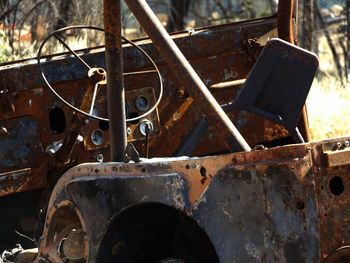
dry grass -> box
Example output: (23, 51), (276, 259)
(307, 77), (350, 141)
(306, 33), (350, 141)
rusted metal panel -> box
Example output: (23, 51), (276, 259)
(324, 149), (350, 168)
(0, 117), (47, 196)
(0, 19), (278, 92)
(0, 117), (41, 172)
(0, 168), (32, 194)
(35, 144), (319, 262)
(193, 163), (319, 262)
(66, 173), (190, 261)
(37, 138), (350, 262)
(323, 140), (350, 168)
(311, 137), (350, 261)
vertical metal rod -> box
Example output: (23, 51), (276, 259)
(278, 0), (294, 43)
(124, 0), (251, 152)
(103, 0), (126, 161)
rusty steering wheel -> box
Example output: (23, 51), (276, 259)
(37, 25), (163, 122)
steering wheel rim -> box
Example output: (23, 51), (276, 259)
(37, 25), (163, 122)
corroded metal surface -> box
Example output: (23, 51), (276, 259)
(0, 18), (289, 198)
(103, 0), (126, 161)
(2, 0), (343, 261)
(34, 138), (350, 262)
(311, 138), (350, 262)
(0, 117), (41, 172)
(193, 161), (318, 262)
(35, 144), (320, 262)
(125, 0), (251, 152)
(0, 117), (46, 195)
(278, 0), (295, 43)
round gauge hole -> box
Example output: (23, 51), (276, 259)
(91, 129), (104, 146)
(329, 176), (344, 196)
(135, 95), (149, 111)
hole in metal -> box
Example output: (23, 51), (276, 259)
(200, 166), (207, 177)
(49, 107), (66, 134)
(329, 176), (344, 196)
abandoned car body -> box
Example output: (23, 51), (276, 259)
(0, 0), (350, 262)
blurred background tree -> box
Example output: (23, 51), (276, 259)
(0, 0), (274, 62)
(1, 0), (347, 85)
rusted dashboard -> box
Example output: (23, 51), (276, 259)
(0, 17), (295, 197)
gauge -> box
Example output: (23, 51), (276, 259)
(135, 95), (149, 111)
(139, 120), (154, 136)
(91, 129), (104, 145)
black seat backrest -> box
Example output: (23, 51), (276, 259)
(234, 38), (319, 142)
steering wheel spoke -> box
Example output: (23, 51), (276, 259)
(53, 33), (92, 71)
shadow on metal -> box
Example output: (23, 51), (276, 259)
(96, 202), (219, 263)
